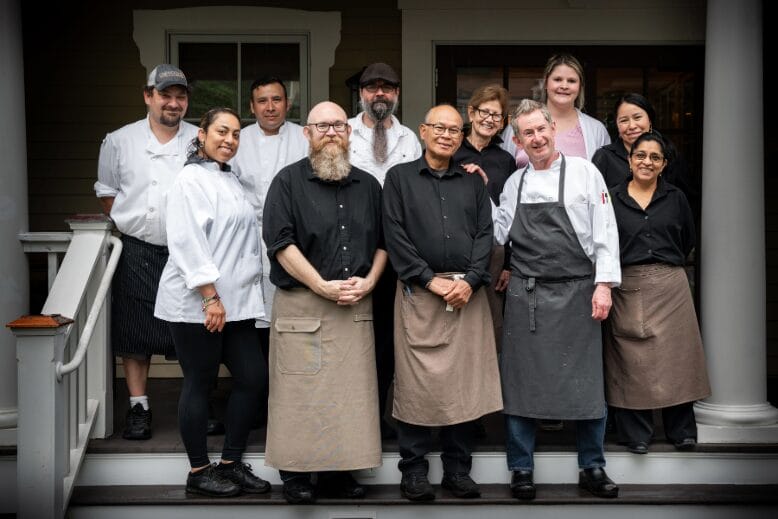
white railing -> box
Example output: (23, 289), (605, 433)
(9, 216), (119, 519)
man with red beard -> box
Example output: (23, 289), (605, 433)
(348, 62), (422, 440)
(94, 64), (197, 440)
(262, 101), (386, 504)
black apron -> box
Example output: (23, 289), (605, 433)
(500, 155), (605, 420)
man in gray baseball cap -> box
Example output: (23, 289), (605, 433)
(147, 63), (189, 91)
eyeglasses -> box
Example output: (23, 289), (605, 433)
(474, 107), (503, 120)
(422, 123), (463, 137)
(307, 122), (348, 133)
(363, 84), (397, 94)
(632, 151), (665, 164)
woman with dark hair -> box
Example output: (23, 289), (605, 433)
(593, 93), (696, 208)
(454, 84), (516, 348)
(502, 53), (610, 167)
(604, 132), (710, 455)
(155, 107), (270, 496)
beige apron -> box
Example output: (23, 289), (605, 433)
(392, 276), (503, 426)
(265, 288), (381, 472)
(604, 264), (711, 409)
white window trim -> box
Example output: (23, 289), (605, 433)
(133, 6), (340, 112)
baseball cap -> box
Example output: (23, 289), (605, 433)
(147, 64), (188, 91)
(359, 63), (400, 87)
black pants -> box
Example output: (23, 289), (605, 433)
(397, 420), (475, 475)
(613, 402), (697, 444)
(169, 320), (266, 468)
(373, 265), (397, 423)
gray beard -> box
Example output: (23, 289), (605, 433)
(360, 97), (397, 123)
(373, 123), (388, 164)
(310, 144), (351, 182)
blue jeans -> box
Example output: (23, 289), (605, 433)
(505, 413), (607, 471)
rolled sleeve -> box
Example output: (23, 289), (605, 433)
(95, 134), (120, 197)
(262, 169), (297, 260)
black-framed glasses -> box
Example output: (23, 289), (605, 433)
(422, 123), (463, 137)
(474, 107), (503, 120)
(307, 122), (348, 133)
(363, 83), (397, 94)
(632, 151), (665, 164)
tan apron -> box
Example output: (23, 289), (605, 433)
(265, 288), (381, 472)
(604, 264), (711, 409)
(392, 276), (503, 426)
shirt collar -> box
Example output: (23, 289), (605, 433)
(257, 120), (289, 137)
(304, 158), (358, 185)
(416, 155), (464, 177)
(144, 114), (189, 155)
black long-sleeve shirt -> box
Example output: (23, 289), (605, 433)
(382, 156), (493, 290)
(611, 176), (695, 267)
(263, 157), (384, 289)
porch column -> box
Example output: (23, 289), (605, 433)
(0, 0), (29, 446)
(695, 0), (778, 442)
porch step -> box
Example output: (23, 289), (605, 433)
(68, 483), (778, 519)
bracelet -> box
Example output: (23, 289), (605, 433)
(201, 293), (220, 312)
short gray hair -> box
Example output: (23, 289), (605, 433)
(510, 99), (552, 136)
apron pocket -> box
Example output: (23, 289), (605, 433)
(401, 292), (455, 348)
(610, 287), (653, 339)
(274, 317), (322, 374)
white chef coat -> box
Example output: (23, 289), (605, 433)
(347, 113), (422, 185)
(500, 109), (610, 164)
(231, 120), (308, 327)
(94, 116), (198, 246)
(492, 154), (621, 286)
(154, 160), (264, 323)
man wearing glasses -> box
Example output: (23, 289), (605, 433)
(383, 104), (503, 502)
(348, 62), (422, 440)
(262, 101), (386, 504)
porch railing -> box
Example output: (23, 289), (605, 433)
(8, 216), (120, 519)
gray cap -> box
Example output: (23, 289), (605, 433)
(147, 64), (188, 91)
(359, 62), (400, 87)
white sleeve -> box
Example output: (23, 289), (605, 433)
(165, 173), (221, 290)
(492, 171), (519, 245)
(94, 134), (120, 197)
(586, 164), (621, 285)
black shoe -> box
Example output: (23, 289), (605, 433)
(216, 462), (270, 494)
(400, 472), (435, 501)
(317, 472), (366, 499)
(538, 419), (563, 431)
(674, 437), (697, 451)
(441, 472), (480, 498)
(122, 403), (151, 440)
(186, 464), (241, 497)
(626, 441), (649, 455)
(510, 469), (536, 500)
(282, 477), (316, 504)
(206, 419), (225, 436)
(578, 467), (619, 498)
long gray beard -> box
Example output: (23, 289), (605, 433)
(373, 123), (388, 164)
(310, 145), (351, 182)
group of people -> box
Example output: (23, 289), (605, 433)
(94, 54), (710, 503)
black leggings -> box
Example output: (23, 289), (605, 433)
(169, 320), (266, 468)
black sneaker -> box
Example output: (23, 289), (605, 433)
(317, 472), (366, 499)
(400, 471), (435, 501)
(216, 462), (271, 494)
(282, 477), (316, 504)
(186, 464), (241, 497)
(441, 472), (481, 498)
(122, 403), (151, 440)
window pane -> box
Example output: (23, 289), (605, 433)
(241, 43), (301, 122)
(507, 67), (544, 112)
(179, 43), (238, 121)
(456, 67), (502, 118)
(595, 68), (643, 134)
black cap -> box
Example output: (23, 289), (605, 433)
(359, 63), (400, 87)
(147, 64), (188, 91)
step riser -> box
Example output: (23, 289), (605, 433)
(67, 504), (778, 519)
(75, 452), (778, 486)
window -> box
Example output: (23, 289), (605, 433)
(170, 34), (308, 124)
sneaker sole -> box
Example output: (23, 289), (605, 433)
(578, 483), (619, 499)
(441, 482), (480, 499)
(186, 485), (241, 497)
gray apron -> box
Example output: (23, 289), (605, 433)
(501, 155), (605, 420)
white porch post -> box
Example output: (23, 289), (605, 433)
(695, 0), (778, 442)
(0, 0), (29, 446)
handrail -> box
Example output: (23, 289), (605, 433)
(55, 235), (122, 381)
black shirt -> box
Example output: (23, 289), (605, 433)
(263, 157), (384, 289)
(382, 156), (493, 290)
(611, 176), (695, 267)
(453, 133), (517, 204)
(453, 133), (516, 270)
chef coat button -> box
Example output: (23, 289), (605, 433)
(151, 180), (158, 186)
(149, 207), (155, 213)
